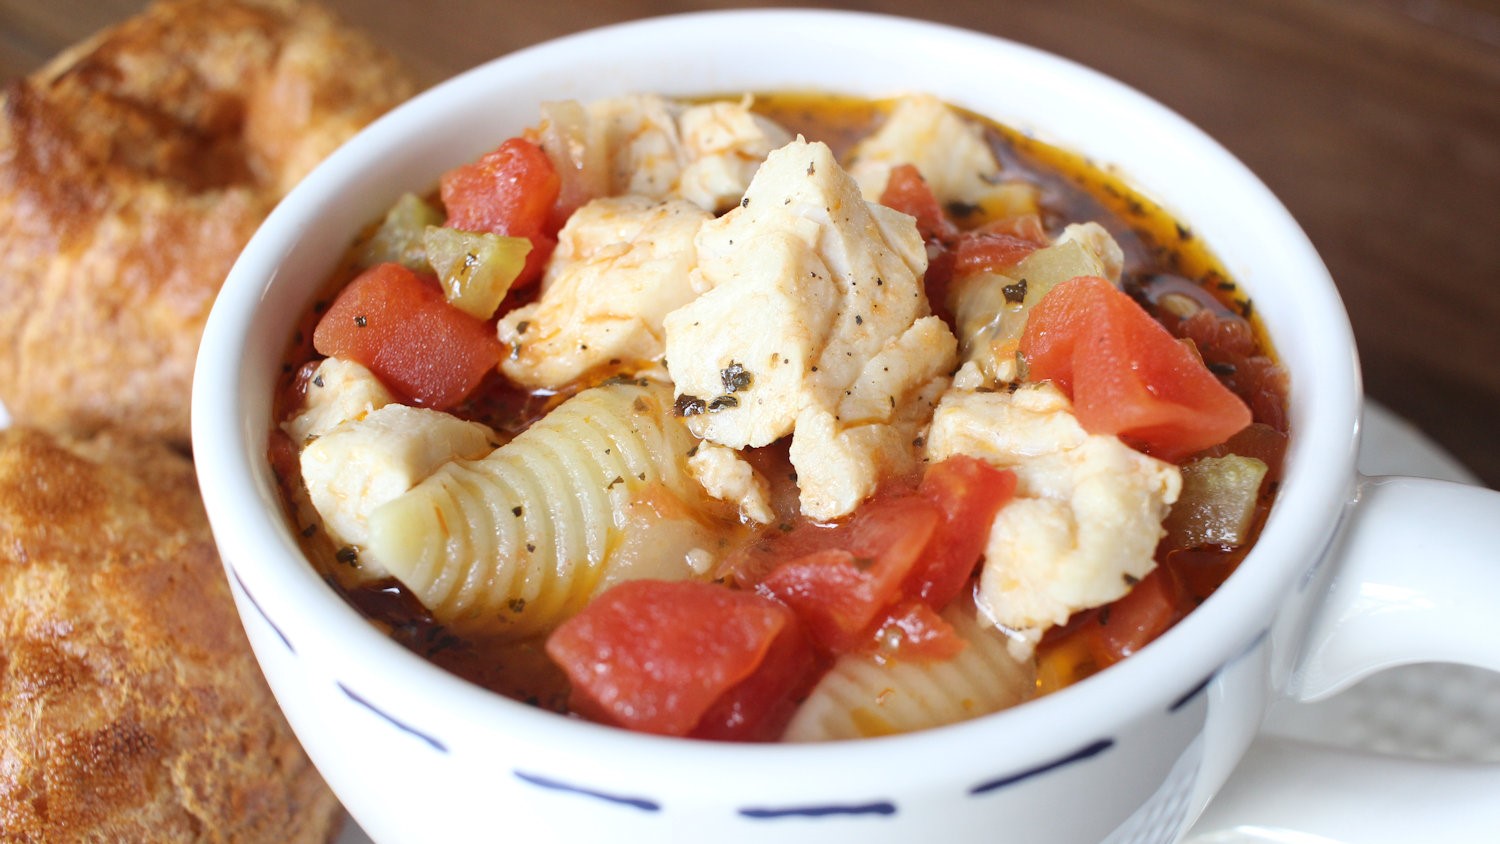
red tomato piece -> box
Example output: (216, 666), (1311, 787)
(546, 580), (806, 737)
(1020, 275), (1252, 462)
(757, 497), (941, 654)
(690, 611), (822, 742)
(951, 227), (1042, 278)
(1087, 567), (1186, 667)
(908, 456), (1017, 609)
(311, 263), (502, 410)
(922, 246), (959, 328)
(874, 600), (966, 661)
(879, 163), (958, 243)
(439, 137), (561, 288)
(1175, 308), (1290, 433)
(1036, 565), (1187, 681)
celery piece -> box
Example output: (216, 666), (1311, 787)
(1163, 454), (1269, 549)
(423, 226), (531, 320)
(361, 193), (443, 271)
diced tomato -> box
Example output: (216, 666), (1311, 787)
(1174, 308), (1290, 433)
(757, 499), (941, 654)
(1091, 566), (1185, 664)
(545, 579), (811, 738)
(1203, 422), (1289, 484)
(922, 246), (959, 327)
(311, 262), (502, 410)
(439, 137), (561, 288)
(1162, 546), (1245, 606)
(1020, 275), (1252, 462)
(951, 227), (1042, 278)
(879, 163), (958, 243)
(1036, 565), (1186, 686)
(907, 456), (1017, 608)
(874, 600), (966, 661)
(740, 457), (1013, 658)
(690, 611), (822, 742)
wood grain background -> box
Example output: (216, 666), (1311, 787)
(4, 0), (1497, 485)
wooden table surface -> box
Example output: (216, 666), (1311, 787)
(3, 0), (1497, 486)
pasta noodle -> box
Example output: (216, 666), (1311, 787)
(364, 379), (715, 636)
(781, 597), (1036, 742)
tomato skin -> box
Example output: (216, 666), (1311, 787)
(1092, 566), (1184, 663)
(690, 612), (822, 742)
(1173, 308), (1289, 433)
(879, 163), (958, 243)
(875, 600), (966, 661)
(1020, 275), (1252, 462)
(439, 137), (561, 288)
(1034, 565), (1186, 692)
(908, 456), (1017, 608)
(742, 457), (1014, 658)
(545, 579), (809, 738)
(311, 262), (502, 410)
(950, 228), (1042, 278)
(757, 500), (941, 654)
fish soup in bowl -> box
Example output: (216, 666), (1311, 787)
(267, 89), (1287, 742)
(196, 10), (1413, 844)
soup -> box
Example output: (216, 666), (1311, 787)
(268, 92), (1287, 742)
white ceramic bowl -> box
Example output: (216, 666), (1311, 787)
(192, 10), (1500, 843)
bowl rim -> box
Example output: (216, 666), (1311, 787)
(192, 6), (1361, 778)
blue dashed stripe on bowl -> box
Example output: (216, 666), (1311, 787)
(337, 681), (449, 753)
(514, 770), (661, 811)
(1169, 672), (1215, 712)
(969, 737), (1114, 796)
(228, 564), (294, 654)
(739, 801), (898, 819)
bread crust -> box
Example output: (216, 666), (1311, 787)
(0, 0), (414, 446)
(0, 427), (343, 841)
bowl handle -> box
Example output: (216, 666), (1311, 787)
(1190, 475), (1500, 842)
(1292, 475), (1500, 700)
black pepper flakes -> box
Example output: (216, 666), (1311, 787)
(707, 395), (739, 411)
(674, 394), (707, 416)
(512, 505), (523, 517)
(335, 545), (360, 567)
(720, 361), (753, 393)
(1003, 278), (1028, 304)
(354, 315), (368, 328)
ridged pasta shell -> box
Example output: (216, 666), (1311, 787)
(781, 598), (1036, 741)
(365, 380), (710, 637)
